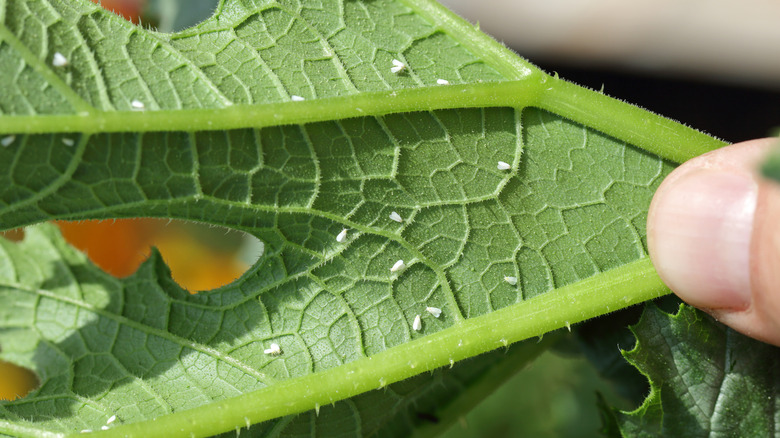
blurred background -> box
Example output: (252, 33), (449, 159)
(441, 0), (780, 144)
(3, 0), (779, 435)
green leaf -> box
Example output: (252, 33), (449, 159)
(0, 0), (726, 436)
(596, 391), (624, 438)
(617, 305), (780, 437)
(8, 224), (556, 438)
(570, 308), (649, 406)
(0, 225), (557, 436)
(441, 350), (629, 438)
(760, 138), (780, 183)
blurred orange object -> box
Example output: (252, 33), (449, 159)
(0, 361), (38, 401)
(153, 229), (249, 292)
(57, 219), (155, 277)
(57, 219), (248, 291)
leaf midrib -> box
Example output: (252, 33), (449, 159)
(0, 82), (544, 134)
(0, 77), (722, 165)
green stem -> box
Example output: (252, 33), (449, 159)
(538, 78), (727, 163)
(0, 82), (543, 134)
(84, 257), (668, 438)
(0, 76), (723, 167)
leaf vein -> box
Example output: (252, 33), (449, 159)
(6, 283), (279, 387)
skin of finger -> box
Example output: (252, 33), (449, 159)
(649, 138), (780, 346)
(714, 177), (780, 346)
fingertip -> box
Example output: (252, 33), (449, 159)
(648, 166), (756, 309)
(649, 138), (780, 346)
(728, 176), (780, 345)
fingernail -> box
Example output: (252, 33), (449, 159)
(649, 168), (757, 309)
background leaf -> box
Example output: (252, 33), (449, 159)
(567, 307), (649, 405)
(617, 305), (780, 437)
(760, 138), (780, 183)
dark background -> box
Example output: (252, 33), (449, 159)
(531, 60), (780, 143)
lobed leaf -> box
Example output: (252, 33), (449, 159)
(616, 305), (780, 437)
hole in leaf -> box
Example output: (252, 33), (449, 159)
(1, 220), (262, 400)
(93, 0), (221, 33)
(0, 228), (24, 242)
(91, 0), (145, 24)
(0, 361), (39, 401)
(55, 219), (263, 293)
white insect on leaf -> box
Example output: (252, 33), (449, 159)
(390, 59), (406, 74)
(389, 211), (403, 223)
(130, 99), (145, 110)
(101, 426), (109, 431)
(336, 228), (348, 243)
(412, 314), (422, 331)
(390, 259), (406, 272)
(264, 342), (282, 356)
(106, 415), (117, 425)
(436, 78), (450, 85)
(62, 138), (75, 147)
(52, 52), (68, 67)
(497, 161), (511, 170)
(1, 135), (15, 147)
(291, 95), (305, 101)
(503, 276), (518, 285)
(425, 306), (442, 318)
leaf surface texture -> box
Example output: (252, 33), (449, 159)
(0, 0), (722, 436)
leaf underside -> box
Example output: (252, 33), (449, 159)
(616, 305), (780, 437)
(0, 0), (719, 436)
